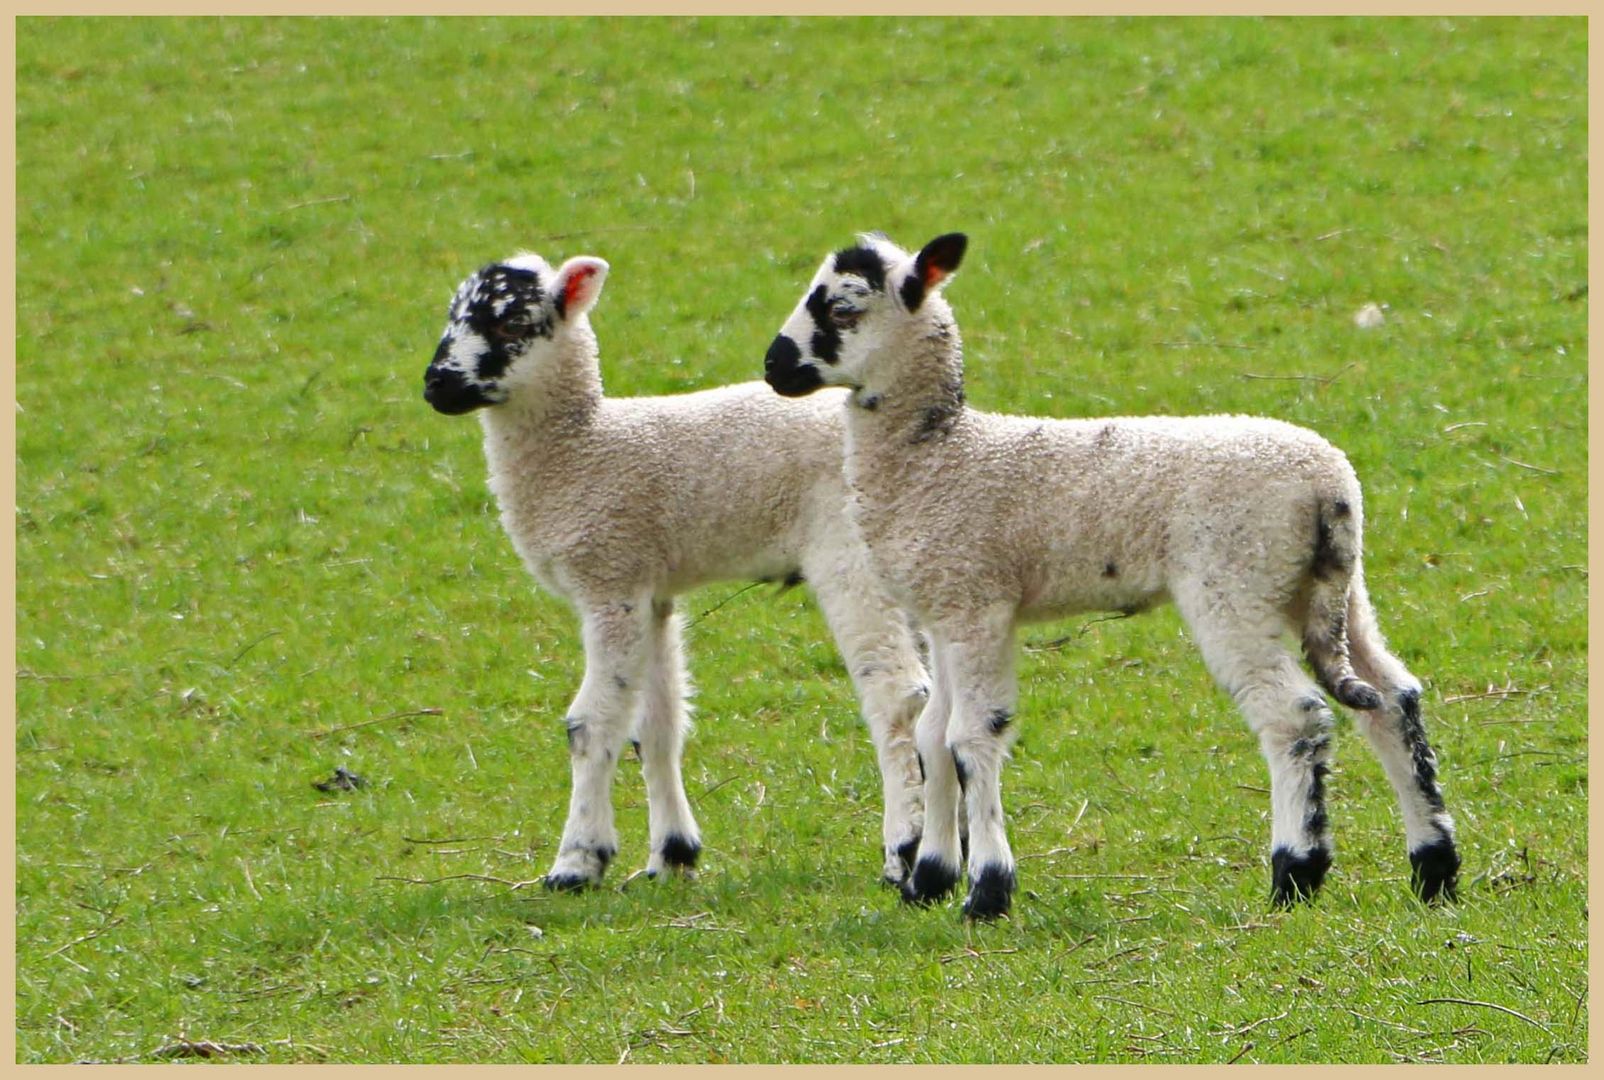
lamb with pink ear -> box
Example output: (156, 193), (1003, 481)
(765, 231), (1458, 919)
(424, 250), (931, 891)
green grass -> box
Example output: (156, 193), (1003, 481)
(14, 15), (1586, 1064)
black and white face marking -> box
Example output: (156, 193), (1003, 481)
(764, 233), (966, 398)
(424, 253), (608, 415)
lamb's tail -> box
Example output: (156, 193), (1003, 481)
(1302, 494), (1384, 711)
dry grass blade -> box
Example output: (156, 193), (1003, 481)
(311, 708), (443, 739)
(375, 873), (540, 890)
(1416, 998), (1556, 1036)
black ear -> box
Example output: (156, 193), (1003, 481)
(900, 233), (968, 312)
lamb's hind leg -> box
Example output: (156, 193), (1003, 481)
(546, 596), (651, 891)
(1345, 574), (1460, 902)
(808, 553), (930, 887)
(1183, 599), (1339, 906)
(636, 598), (702, 879)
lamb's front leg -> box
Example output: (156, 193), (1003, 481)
(636, 598), (702, 878)
(941, 618), (1020, 921)
(546, 598), (651, 891)
(809, 556), (930, 886)
(903, 644), (961, 905)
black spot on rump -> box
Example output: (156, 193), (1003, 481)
(831, 246), (887, 291)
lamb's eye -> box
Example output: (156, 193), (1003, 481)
(829, 301), (862, 328)
(490, 316), (529, 342)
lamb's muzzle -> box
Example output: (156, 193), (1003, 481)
(764, 334), (821, 397)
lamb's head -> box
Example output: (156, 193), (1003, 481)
(764, 232), (966, 397)
(424, 253), (608, 414)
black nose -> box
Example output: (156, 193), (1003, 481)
(765, 334), (800, 376)
(764, 335), (823, 397)
(423, 366), (488, 415)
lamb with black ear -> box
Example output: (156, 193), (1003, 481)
(765, 232), (1459, 919)
(425, 251), (932, 891)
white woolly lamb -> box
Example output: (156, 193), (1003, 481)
(764, 232), (1459, 919)
(424, 251), (929, 890)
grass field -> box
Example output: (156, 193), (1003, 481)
(14, 15), (1587, 1063)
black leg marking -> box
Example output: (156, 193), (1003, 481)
(1410, 836), (1461, 904)
(962, 864), (1017, 921)
(1270, 846), (1332, 907)
(1303, 760), (1330, 840)
(1396, 688), (1447, 812)
(658, 833), (701, 871)
(1103, 561), (1118, 579)
(902, 856), (961, 906)
(630, 738), (642, 760)
(565, 716), (584, 750)
(951, 751), (969, 794)
(915, 752), (927, 783)
(894, 836), (921, 879)
(1311, 504), (1355, 582)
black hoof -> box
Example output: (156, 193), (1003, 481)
(659, 833), (701, 870)
(543, 873), (594, 893)
(962, 864), (1016, 921)
(1270, 846), (1332, 907)
(1410, 838), (1461, 904)
(901, 856), (960, 906)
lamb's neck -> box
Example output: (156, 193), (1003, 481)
(845, 316), (968, 452)
(480, 322), (604, 452)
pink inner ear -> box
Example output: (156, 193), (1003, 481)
(923, 261), (945, 288)
(564, 266), (597, 310)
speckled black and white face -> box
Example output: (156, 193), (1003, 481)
(764, 232), (966, 398)
(424, 253), (608, 414)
